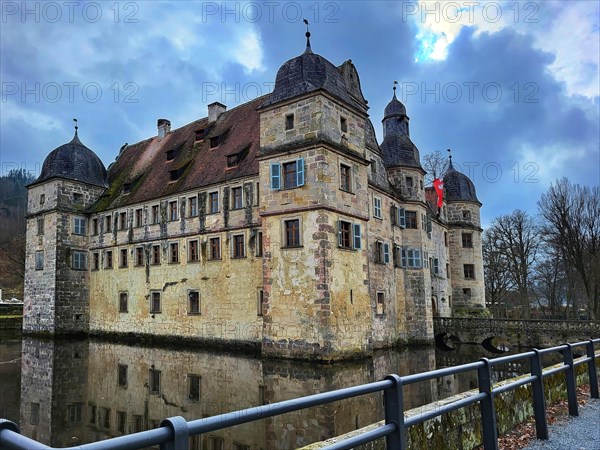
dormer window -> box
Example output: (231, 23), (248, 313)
(169, 170), (179, 182)
(195, 129), (205, 141)
(285, 114), (294, 130)
(227, 154), (239, 168)
(166, 150), (175, 161)
(340, 117), (348, 133)
(210, 136), (219, 148)
(123, 183), (131, 194)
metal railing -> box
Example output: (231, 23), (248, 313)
(1, 339), (599, 450)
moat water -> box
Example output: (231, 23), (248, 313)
(0, 331), (561, 449)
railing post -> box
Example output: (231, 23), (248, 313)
(478, 358), (498, 450)
(586, 339), (599, 399)
(384, 374), (406, 450)
(562, 344), (579, 416)
(159, 416), (190, 450)
(530, 349), (548, 439)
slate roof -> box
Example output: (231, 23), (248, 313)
(443, 161), (480, 203)
(380, 134), (422, 169)
(261, 47), (367, 112)
(384, 93), (406, 118)
(90, 95), (266, 212)
(34, 132), (107, 188)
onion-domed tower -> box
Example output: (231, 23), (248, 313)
(24, 125), (107, 334)
(443, 156), (486, 315)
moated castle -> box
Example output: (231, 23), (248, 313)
(24, 37), (485, 361)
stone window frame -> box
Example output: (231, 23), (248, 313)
(188, 196), (198, 217)
(231, 186), (243, 210)
(188, 374), (201, 401)
(257, 288), (264, 317)
(119, 248), (128, 268)
(374, 240), (390, 264)
(119, 292), (128, 313)
(446, 263), (451, 279)
(340, 116), (348, 133)
(208, 235), (221, 261)
(118, 212), (127, 230)
(444, 231), (448, 246)
(254, 183), (260, 207)
(337, 219), (361, 250)
(72, 250), (87, 270)
(117, 364), (128, 386)
(373, 196), (382, 219)
(462, 210), (472, 220)
(400, 248), (422, 269)
(339, 162), (353, 193)
(150, 290), (161, 314)
(405, 210), (418, 229)
(151, 244), (161, 265)
(464, 264), (475, 279)
(463, 287), (472, 298)
(188, 239), (200, 263)
(92, 252), (100, 271)
(105, 250), (113, 269)
(151, 205), (160, 224)
(169, 241), (180, 264)
(285, 113), (294, 130)
(106, 214), (113, 232)
(282, 217), (302, 249)
(148, 368), (161, 394)
(135, 208), (143, 228)
(39, 194), (45, 205)
(462, 232), (473, 248)
(35, 250), (44, 270)
(168, 200), (178, 221)
(376, 291), (385, 316)
(208, 191), (219, 214)
(187, 290), (200, 315)
(116, 411), (127, 434)
(91, 217), (99, 235)
(37, 216), (44, 235)
(134, 246), (144, 267)
(73, 216), (87, 235)
(68, 403), (83, 424)
(231, 233), (246, 259)
(255, 231), (263, 257)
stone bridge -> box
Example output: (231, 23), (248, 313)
(434, 317), (600, 349)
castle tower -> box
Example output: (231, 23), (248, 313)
(443, 158), (486, 315)
(257, 32), (373, 360)
(24, 128), (107, 333)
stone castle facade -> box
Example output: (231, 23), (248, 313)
(24, 38), (485, 361)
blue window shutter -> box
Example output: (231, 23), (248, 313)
(415, 250), (422, 268)
(353, 224), (361, 249)
(270, 163), (280, 190)
(297, 158), (305, 186)
(384, 243), (390, 264)
(398, 208), (406, 228)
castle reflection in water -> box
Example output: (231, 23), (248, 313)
(11, 337), (505, 449)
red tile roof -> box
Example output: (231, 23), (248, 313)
(92, 95), (267, 212)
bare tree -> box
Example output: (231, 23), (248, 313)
(482, 229), (513, 317)
(487, 210), (540, 319)
(538, 179), (600, 319)
(422, 150), (450, 186)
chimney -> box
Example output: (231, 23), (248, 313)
(157, 119), (171, 138)
(208, 102), (226, 123)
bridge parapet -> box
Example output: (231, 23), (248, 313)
(434, 317), (600, 348)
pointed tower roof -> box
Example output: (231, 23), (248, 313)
(443, 156), (479, 203)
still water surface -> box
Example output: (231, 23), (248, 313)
(0, 331), (541, 449)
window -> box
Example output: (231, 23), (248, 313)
(373, 197), (382, 219)
(105, 250), (113, 269)
(446, 263), (450, 278)
(72, 251), (87, 270)
(425, 214), (432, 233)
(149, 369), (161, 394)
(73, 193), (83, 203)
(463, 288), (472, 298)
(232, 187), (243, 209)
(37, 217), (44, 235)
(375, 242), (390, 264)
(209, 136), (219, 148)
(462, 233), (473, 248)
(209, 192), (219, 213)
(189, 197), (198, 217)
(169, 242), (179, 263)
(135, 247), (144, 266)
(463, 210), (472, 220)
(284, 219), (301, 247)
(35, 251), (44, 270)
(169, 169), (179, 182)
(99, 407), (110, 429)
(270, 159), (305, 190)
(406, 176), (413, 187)
(152, 245), (161, 265)
(88, 404), (96, 424)
(227, 154), (239, 168)
(120, 248), (128, 268)
(92, 252), (100, 270)
(444, 231), (448, 246)
(340, 116), (348, 132)
(464, 264), (475, 279)
(340, 164), (351, 192)
(119, 212), (127, 230)
(131, 415), (143, 433)
(255, 183), (260, 206)
(169, 201), (178, 221)
(209, 237), (221, 260)
(117, 364), (128, 386)
(195, 129), (205, 141)
(119, 292), (128, 313)
(406, 211), (418, 229)
(256, 232), (263, 256)
(232, 234), (245, 258)
(392, 206), (406, 228)
(166, 149), (175, 161)
(376, 292), (385, 315)
(188, 291), (200, 314)
(188, 375), (201, 401)
(432, 258), (440, 275)
(338, 220), (361, 250)
(40, 194), (45, 205)
(150, 291), (161, 313)
(152, 205), (160, 224)
(68, 404), (83, 424)
(92, 218), (98, 235)
(106, 215), (112, 232)
(188, 240), (199, 262)
(117, 411), (127, 433)
(371, 160), (377, 176)
(207, 437), (225, 450)
(257, 289), (264, 316)
(73, 217), (87, 235)
(285, 113), (294, 130)
(400, 249), (422, 268)
(135, 209), (143, 227)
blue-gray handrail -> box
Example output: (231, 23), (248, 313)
(1, 338), (598, 450)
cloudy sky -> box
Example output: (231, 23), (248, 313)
(1, 1), (598, 227)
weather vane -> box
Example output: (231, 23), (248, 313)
(303, 18), (311, 50)
(73, 118), (78, 135)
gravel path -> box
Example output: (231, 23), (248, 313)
(522, 398), (600, 450)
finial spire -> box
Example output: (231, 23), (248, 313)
(303, 18), (312, 53)
(393, 80), (398, 98)
(447, 148), (454, 169)
(73, 118), (78, 136)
